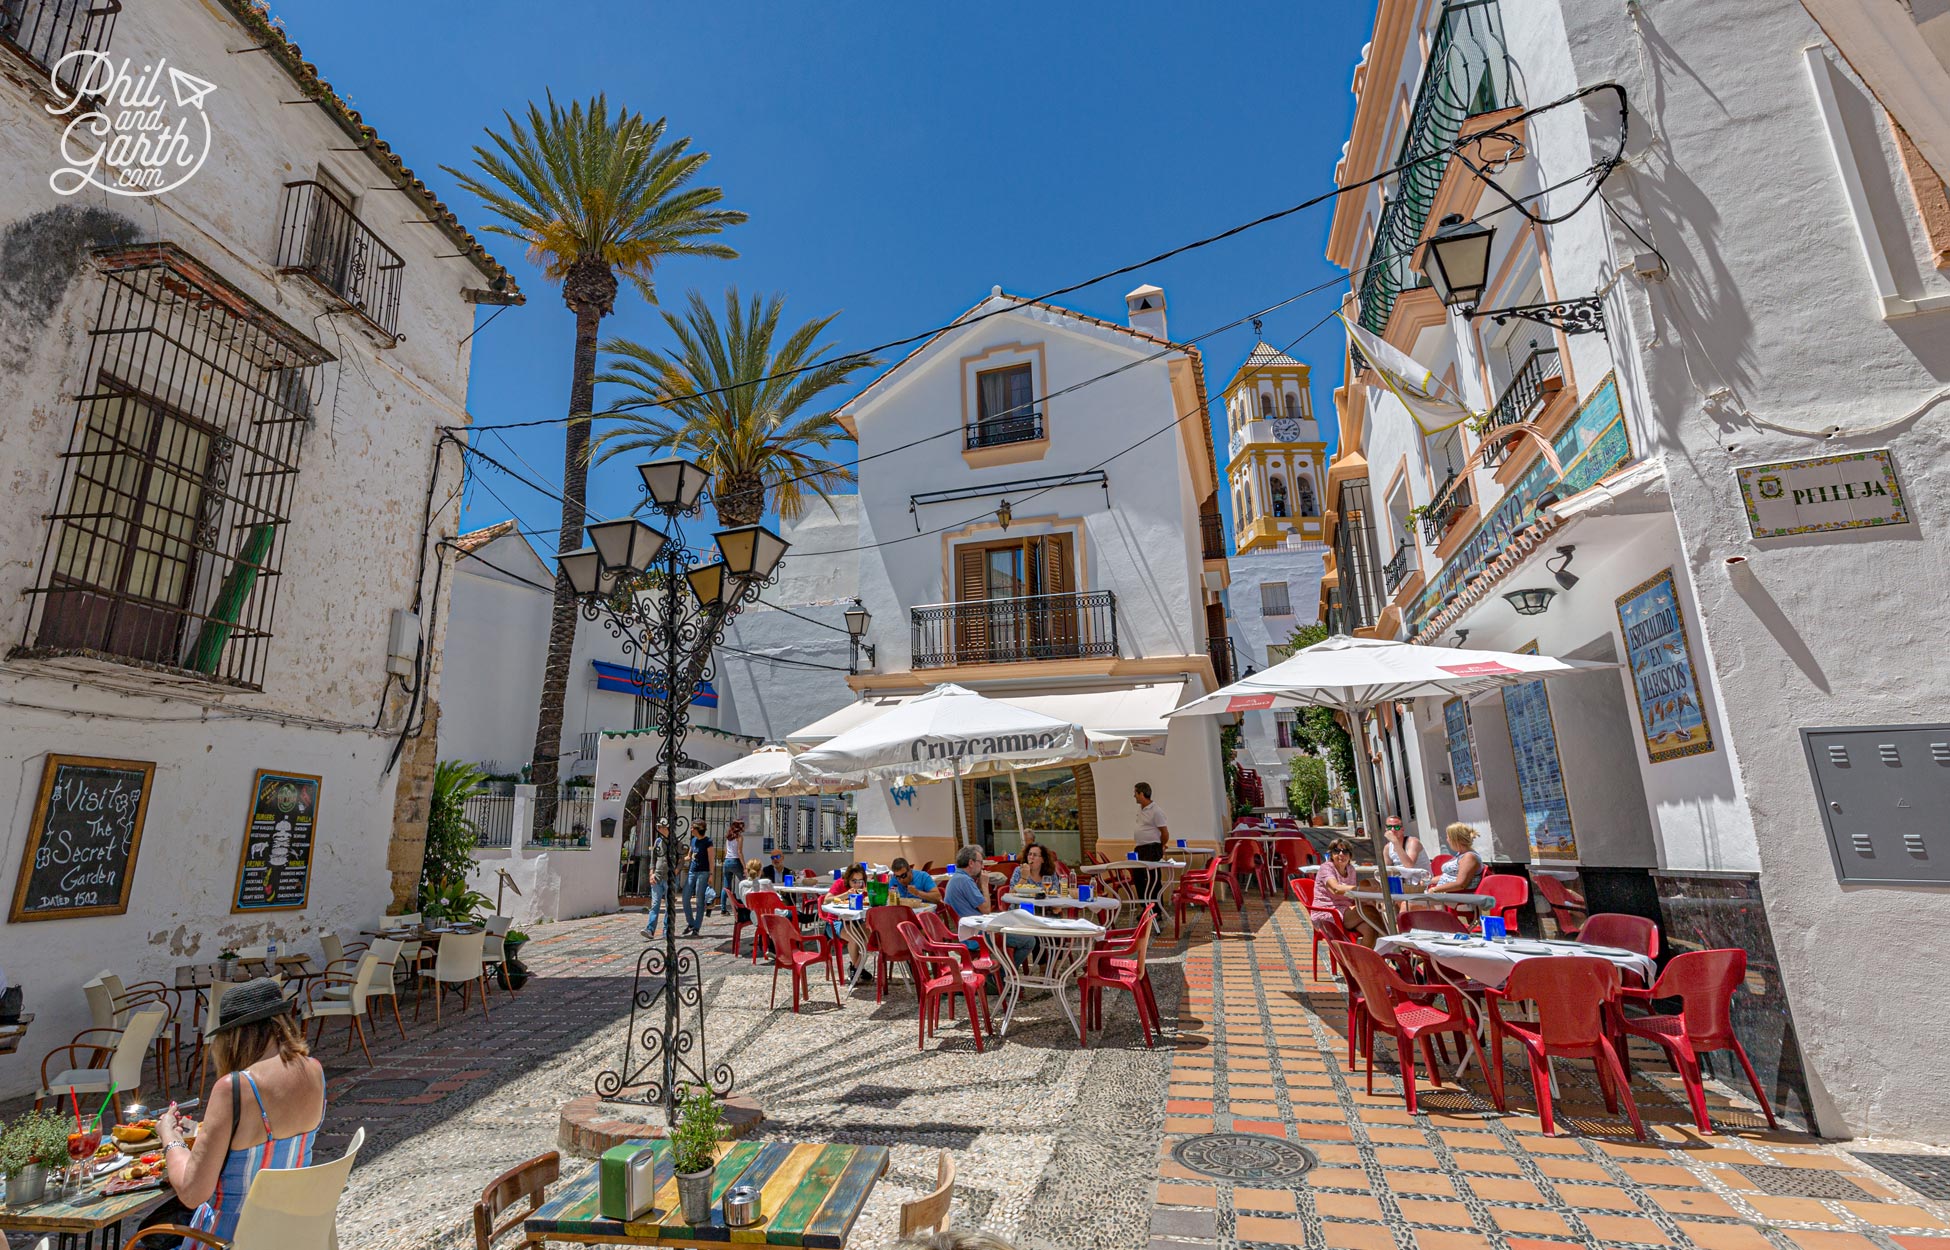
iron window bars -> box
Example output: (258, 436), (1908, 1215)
(1333, 478), (1386, 631)
(1420, 471), (1475, 545)
(16, 243), (332, 690)
(911, 590), (1117, 668)
(0, 0), (119, 94)
(276, 181), (406, 341)
(1481, 346), (1565, 466)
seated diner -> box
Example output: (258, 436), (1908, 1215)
(1425, 823), (1484, 894)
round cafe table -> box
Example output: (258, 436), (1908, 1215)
(957, 910), (1106, 1039)
(820, 899), (933, 989)
(1000, 891), (1125, 919)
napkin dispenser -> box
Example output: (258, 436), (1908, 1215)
(600, 1142), (666, 1221)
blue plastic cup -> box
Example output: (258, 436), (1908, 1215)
(852, 892), (865, 910)
(1482, 915), (1507, 940)
(1126, 851), (1138, 862)
(833, 868), (843, 881)
(1388, 875), (1404, 897)
(782, 871), (794, 886)
(943, 864), (957, 875)
(1019, 901), (1034, 912)
(1176, 838), (1186, 849)
(1078, 883), (1093, 902)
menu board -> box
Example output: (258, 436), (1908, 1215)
(1442, 698), (1480, 800)
(1616, 568), (1714, 763)
(9, 755), (154, 922)
(231, 769), (321, 913)
(1500, 646), (1578, 861)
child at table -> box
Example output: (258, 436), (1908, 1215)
(828, 865), (872, 983)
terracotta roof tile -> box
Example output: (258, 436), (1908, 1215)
(453, 519), (518, 554)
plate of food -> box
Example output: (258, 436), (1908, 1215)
(104, 1156), (167, 1194)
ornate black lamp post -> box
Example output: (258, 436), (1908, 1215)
(566, 456), (788, 1122)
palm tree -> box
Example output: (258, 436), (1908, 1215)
(445, 94), (745, 826)
(591, 287), (877, 526)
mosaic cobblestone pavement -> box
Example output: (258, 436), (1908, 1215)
(6, 893), (1947, 1250)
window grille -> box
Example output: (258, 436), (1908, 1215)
(16, 243), (332, 689)
(1260, 581), (1293, 617)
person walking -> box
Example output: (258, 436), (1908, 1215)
(718, 820), (746, 916)
(682, 825), (713, 936)
(1132, 781), (1170, 910)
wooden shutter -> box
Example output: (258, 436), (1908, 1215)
(1037, 533), (1079, 656)
(954, 545), (988, 662)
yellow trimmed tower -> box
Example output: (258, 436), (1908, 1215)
(1223, 342), (1327, 552)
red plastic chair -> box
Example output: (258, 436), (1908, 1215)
(1288, 878), (1329, 977)
(897, 921), (990, 1053)
(1080, 912), (1159, 1048)
(1616, 949), (1776, 1133)
(1577, 913), (1659, 964)
(1333, 941), (1482, 1113)
(741, 890), (787, 964)
(916, 907), (997, 985)
(1396, 908), (1470, 935)
(1273, 836), (1317, 879)
(864, 905), (920, 1002)
(1174, 860), (1234, 939)
(762, 913), (842, 1014)
(1476, 874), (1530, 932)
(1485, 956), (1644, 1140)
(1534, 874), (1588, 938)
(1220, 839), (1275, 904)
(1429, 854), (1454, 879)
(1308, 912), (1366, 1065)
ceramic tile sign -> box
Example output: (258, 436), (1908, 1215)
(231, 769), (321, 913)
(1736, 449), (1909, 539)
(1501, 644), (1578, 862)
(1616, 569), (1714, 764)
(9, 755), (154, 922)
(1443, 697), (1480, 800)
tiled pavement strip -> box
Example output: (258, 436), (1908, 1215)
(6, 893), (1947, 1250)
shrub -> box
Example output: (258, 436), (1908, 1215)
(669, 1087), (722, 1175)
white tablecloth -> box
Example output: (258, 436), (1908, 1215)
(1299, 864), (1430, 882)
(1077, 859), (1188, 875)
(819, 900), (934, 921)
(770, 884), (829, 897)
(1000, 891), (1123, 914)
(957, 912), (1106, 939)
(1374, 933), (1657, 989)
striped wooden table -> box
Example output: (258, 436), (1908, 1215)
(525, 1140), (891, 1247)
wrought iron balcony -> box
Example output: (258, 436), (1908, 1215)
(1480, 346), (1565, 467)
(966, 412), (1043, 449)
(1420, 472), (1475, 545)
(1208, 636), (1237, 686)
(1200, 510), (1226, 561)
(1382, 541), (1413, 595)
(0, 0), (119, 93)
(276, 181), (405, 338)
(911, 590), (1116, 668)
(1356, 0), (1517, 333)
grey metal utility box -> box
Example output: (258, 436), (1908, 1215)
(1799, 724), (1950, 885)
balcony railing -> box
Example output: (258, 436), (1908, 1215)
(1200, 511), (1226, 560)
(1382, 541), (1413, 595)
(966, 412), (1043, 449)
(577, 731), (600, 765)
(1480, 347), (1565, 467)
(1356, 0), (1517, 333)
(911, 590), (1116, 668)
(1208, 636), (1237, 686)
(1, 0), (119, 93)
(276, 181), (405, 338)
(1420, 472), (1475, 545)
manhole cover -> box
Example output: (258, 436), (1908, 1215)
(1170, 1133), (1317, 1182)
(351, 1078), (428, 1100)
(1853, 1154), (1950, 1201)
(1735, 1164), (1873, 1200)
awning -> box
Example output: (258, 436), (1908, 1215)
(590, 659), (718, 707)
(1544, 458), (1668, 522)
(784, 681), (1185, 748)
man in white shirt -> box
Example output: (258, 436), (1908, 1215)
(1132, 781), (1169, 908)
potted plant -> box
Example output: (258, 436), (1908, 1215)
(3, 1108), (73, 1206)
(217, 948), (240, 980)
(669, 1087), (723, 1224)
(498, 928), (531, 991)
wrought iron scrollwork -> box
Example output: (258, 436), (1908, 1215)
(593, 943), (732, 1108)
(1473, 296), (1606, 336)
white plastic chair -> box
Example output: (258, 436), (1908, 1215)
(417, 932), (488, 1025)
(356, 939), (407, 1040)
(137, 1126), (365, 1250)
(481, 915), (512, 990)
(38, 1005), (166, 1115)
(303, 954), (380, 1065)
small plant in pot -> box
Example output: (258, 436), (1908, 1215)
(497, 928), (531, 990)
(669, 1086), (723, 1224)
(3, 1108), (74, 1206)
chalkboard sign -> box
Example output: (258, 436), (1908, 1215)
(231, 769), (321, 913)
(9, 755), (155, 923)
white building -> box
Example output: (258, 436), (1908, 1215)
(1321, 0), (1950, 1139)
(787, 285), (1232, 870)
(0, 0), (512, 1096)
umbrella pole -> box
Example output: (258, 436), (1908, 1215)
(1007, 768), (1026, 853)
(951, 759), (968, 848)
(1347, 700), (1398, 935)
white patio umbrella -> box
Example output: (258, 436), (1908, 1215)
(676, 745), (859, 857)
(788, 683), (1128, 846)
(1168, 634), (1614, 927)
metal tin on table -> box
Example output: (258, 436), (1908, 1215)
(723, 1182), (764, 1226)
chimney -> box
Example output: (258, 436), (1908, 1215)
(1125, 283), (1167, 339)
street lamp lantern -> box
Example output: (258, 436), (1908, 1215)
(715, 524), (789, 580)
(686, 561), (728, 609)
(557, 546), (610, 598)
(586, 518), (667, 575)
(639, 458), (711, 512)
(1421, 213), (1496, 309)
(842, 599), (871, 639)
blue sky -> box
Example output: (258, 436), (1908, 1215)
(272, 0), (1377, 550)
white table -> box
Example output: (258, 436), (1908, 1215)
(1353, 888), (1491, 910)
(820, 900), (933, 989)
(1000, 891), (1125, 918)
(1300, 864), (1431, 884)
(957, 911), (1105, 1038)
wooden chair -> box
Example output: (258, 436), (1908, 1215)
(37, 1005), (166, 1117)
(302, 953), (380, 1065)
(898, 1150), (956, 1237)
(133, 1127), (365, 1249)
(418, 932), (490, 1024)
(473, 1151), (560, 1250)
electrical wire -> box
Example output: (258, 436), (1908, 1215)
(752, 598), (854, 635)
(716, 643), (852, 673)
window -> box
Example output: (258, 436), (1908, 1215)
(970, 364), (1040, 448)
(1275, 712), (1299, 749)
(1259, 392), (1274, 418)
(1260, 581), (1293, 617)
(1285, 392), (1303, 420)
(1295, 475), (1318, 517)
(1269, 477), (1289, 518)
(917, 532), (1115, 667)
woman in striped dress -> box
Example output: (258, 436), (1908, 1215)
(153, 977), (326, 1242)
